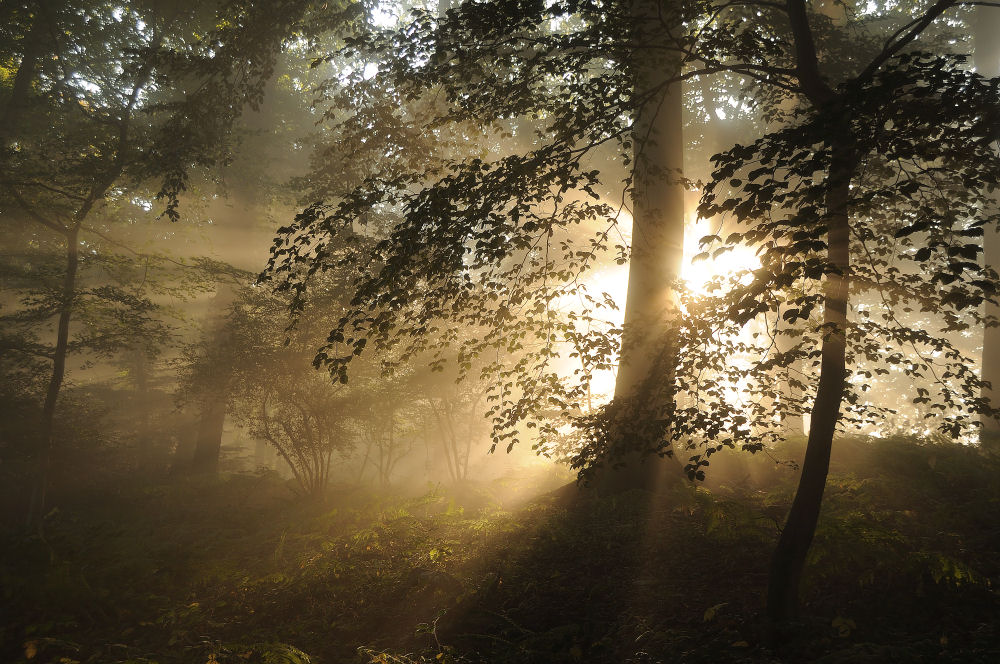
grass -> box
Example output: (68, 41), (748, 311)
(2, 436), (999, 663)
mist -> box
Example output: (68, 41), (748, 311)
(3, 1), (1000, 663)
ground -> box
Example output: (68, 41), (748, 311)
(2, 436), (998, 663)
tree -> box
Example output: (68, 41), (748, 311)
(692, 0), (1000, 631)
(269, 0), (712, 482)
(590, 0), (686, 489)
(268, 0), (1000, 636)
(975, 2), (1000, 451)
(226, 283), (357, 498)
(412, 361), (490, 483)
(175, 285), (239, 475)
(0, 0), (315, 526)
(352, 377), (422, 486)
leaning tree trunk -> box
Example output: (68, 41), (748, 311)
(28, 223), (80, 528)
(975, 4), (1000, 452)
(605, 0), (685, 491)
(766, 141), (856, 630)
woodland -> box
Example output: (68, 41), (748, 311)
(2, 0), (1000, 662)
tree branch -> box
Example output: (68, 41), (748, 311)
(0, 179), (85, 202)
(786, 0), (835, 104)
(5, 185), (69, 235)
(857, 0), (957, 84)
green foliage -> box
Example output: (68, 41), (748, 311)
(691, 51), (1000, 446)
(265, 0), (703, 465)
(268, 0), (1000, 488)
(2, 436), (999, 662)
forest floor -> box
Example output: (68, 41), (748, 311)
(2, 436), (999, 664)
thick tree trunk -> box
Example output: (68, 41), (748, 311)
(605, 0), (685, 491)
(976, 5), (1000, 452)
(766, 143), (855, 631)
(0, 4), (45, 149)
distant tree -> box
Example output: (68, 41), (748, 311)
(352, 378), (422, 487)
(173, 285), (240, 475)
(412, 362), (490, 483)
(0, 0), (318, 526)
(224, 281), (360, 498)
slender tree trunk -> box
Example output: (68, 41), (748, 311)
(976, 4), (1000, 452)
(605, 0), (685, 490)
(131, 348), (154, 469)
(766, 142), (855, 630)
(28, 224), (79, 528)
(430, 401), (458, 482)
(382, 413), (395, 486)
(776, 319), (806, 437)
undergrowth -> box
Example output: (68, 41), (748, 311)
(1, 436), (998, 663)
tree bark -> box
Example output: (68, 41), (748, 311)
(976, 4), (1000, 451)
(188, 288), (235, 474)
(766, 141), (855, 630)
(605, 0), (685, 491)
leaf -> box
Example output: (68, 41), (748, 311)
(832, 616), (856, 638)
(703, 602), (727, 622)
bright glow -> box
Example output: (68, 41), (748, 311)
(371, 3), (398, 28)
(588, 213), (761, 310)
(580, 213), (761, 403)
(682, 216), (761, 295)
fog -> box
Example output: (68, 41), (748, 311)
(3, 1), (1000, 663)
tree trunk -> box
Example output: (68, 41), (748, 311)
(766, 141), (855, 631)
(130, 348), (154, 469)
(28, 224), (79, 529)
(776, 318), (806, 437)
(184, 287), (235, 474)
(604, 0), (685, 491)
(976, 4), (1000, 452)
(191, 392), (227, 474)
(0, 4), (45, 148)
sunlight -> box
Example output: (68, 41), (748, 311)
(580, 213), (761, 403)
(589, 213), (761, 311)
(681, 216), (761, 295)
